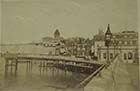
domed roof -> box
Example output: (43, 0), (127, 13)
(54, 29), (60, 35)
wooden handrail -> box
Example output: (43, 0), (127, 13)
(75, 64), (105, 88)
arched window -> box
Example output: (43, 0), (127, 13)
(130, 41), (133, 45)
(128, 52), (133, 60)
(124, 41), (127, 45)
(127, 41), (130, 45)
(129, 35), (133, 38)
(121, 41), (124, 45)
(124, 53), (127, 60)
(119, 41), (122, 44)
(124, 35), (127, 38)
(110, 53), (113, 59)
(103, 53), (106, 59)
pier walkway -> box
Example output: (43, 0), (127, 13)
(84, 55), (139, 91)
(3, 53), (102, 65)
(2, 53), (104, 76)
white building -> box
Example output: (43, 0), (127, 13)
(92, 41), (105, 57)
(98, 46), (137, 63)
(98, 30), (138, 63)
(93, 26), (138, 63)
(91, 29), (105, 57)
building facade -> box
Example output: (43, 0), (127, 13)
(97, 30), (138, 63)
(65, 37), (92, 57)
(91, 29), (105, 57)
(41, 29), (65, 55)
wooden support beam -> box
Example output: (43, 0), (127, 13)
(15, 58), (18, 75)
(5, 58), (9, 76)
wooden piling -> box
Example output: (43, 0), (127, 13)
(26, 61), (29, 72)
(30, 61), (32, 71)
(5, 58), (9, 76)
(39, 61), (42, 75)
(15, 59), (18, 75)
(10, 60), (13, 73)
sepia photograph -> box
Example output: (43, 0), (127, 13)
(0, 0), (139, 91)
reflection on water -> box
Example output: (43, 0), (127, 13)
(0, 57), (89, 91)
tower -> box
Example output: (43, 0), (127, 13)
(54, 29), (60, 39)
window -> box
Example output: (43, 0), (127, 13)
(128, 52), (133, 60)
(110, 53), (113, 59)
(127, 41), (130, 45)
(124, 53), (127, 60)
(99, 52), (101, 59)
(133, 41), (136, 45)
(113, 35), (116, 38)
(124, 41), (127, 45)
(121, 41), (124, 45)
(124, 35), (127, 38)
(129, 35), (133, 38)
(119, 41), (122, 44)
(130, 41), (133, 45)
(103, 53), (106, 59)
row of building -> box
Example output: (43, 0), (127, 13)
(41, 26), (139, 63)
(92, 25), (138, 63)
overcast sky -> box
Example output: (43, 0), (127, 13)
(1, 0), (138, 44)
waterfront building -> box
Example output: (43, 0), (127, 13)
(42, 36), (56, 47)
(91, 30), (105, 57)
(96, 26), (138, 63)
(98, 46), (138, 63)
(65, 37), (92, 58)
(42, 29), (65, 55)
(42, 29), (64, 47)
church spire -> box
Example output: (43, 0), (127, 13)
(106, 24), (111, 34)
